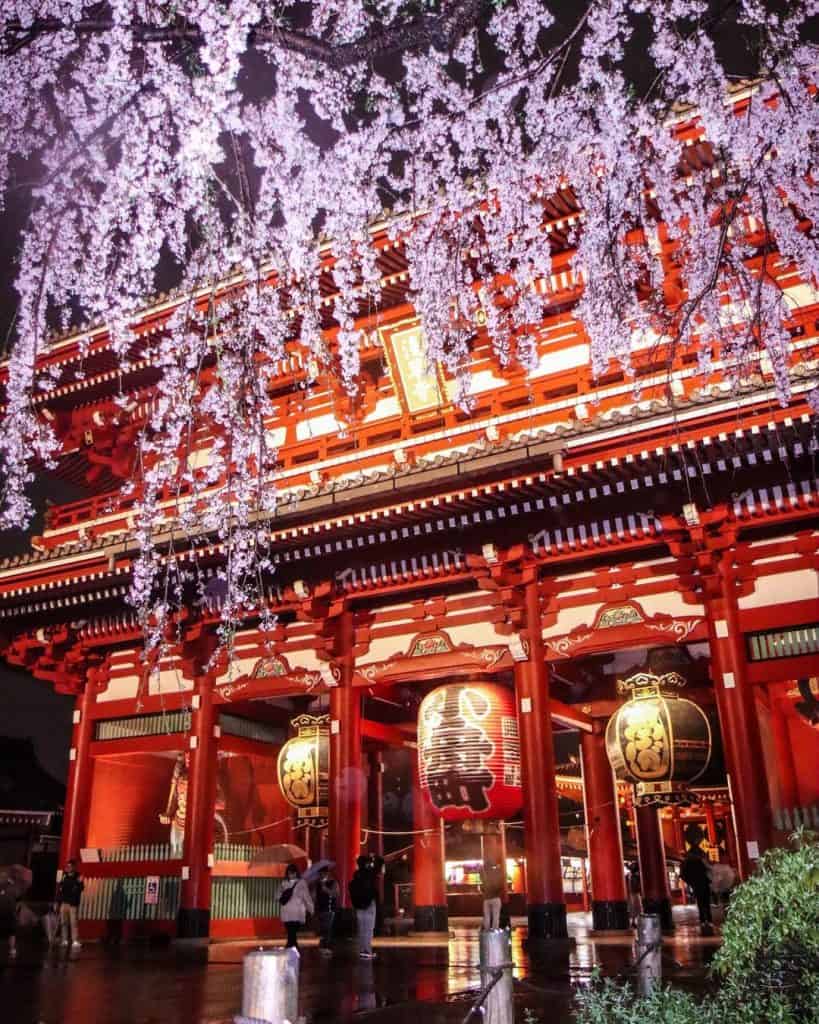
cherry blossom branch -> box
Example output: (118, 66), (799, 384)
(2, 2), (485, 65)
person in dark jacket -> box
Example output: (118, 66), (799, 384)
(349, 855), (383, 959)
(481, 861), (504, 930)
(57, 860), (84, 949)
(0, 870), (18, 958)
(315, 866), (340, 955)
(680, 848), (712, 929)
(627, 861), (642, 927)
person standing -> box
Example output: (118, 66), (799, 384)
(627, 861), (642, 927)
(481, 861), (504, 930)
(279, 864), (313, 951)
(680, 847), (713, 931)
(57, 860), (84, 949)
(0, 870), (18, 958)
(315, 866), (340, 956)
(350, 855), (382, 959)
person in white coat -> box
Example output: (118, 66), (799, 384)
(279, 864), (314, 950)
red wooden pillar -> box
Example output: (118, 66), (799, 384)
(671, 807), (685, 858)
(706, 562), (773, 878)
(769, 698), (799, 815)
(412, 756), (448, 931)
(580, 726), (628, 930)
(513, 578), (567, 940)
(328, 609), (363, 935)
(60, 683), (95, 867)
(178, 677), (218, 939)
(635, 803), (673, 932)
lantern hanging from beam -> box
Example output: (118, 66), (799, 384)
(277, 714), (329, 828)
(605, 671), (711, 806)
(418, 681), (522, 821)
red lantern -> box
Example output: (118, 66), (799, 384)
(417, 681), (522, 821)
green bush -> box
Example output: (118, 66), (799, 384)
(574, 831), (819, 1024)
(711, 829), (819, 1024)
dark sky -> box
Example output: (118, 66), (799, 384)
(0, 665), (74, 782)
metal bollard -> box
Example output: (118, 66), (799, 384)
(478, 929), (514, 1024)
(636, 913), (662, 997)
(234, 948), (299, 1024)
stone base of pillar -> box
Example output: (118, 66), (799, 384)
(642, 897), (674, 933)
(413, 905), (449, 933)
(591, 900), (630, 932)
(176, 908), (210, 940)
(526, 902), (569, 941)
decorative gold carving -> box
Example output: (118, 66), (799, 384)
(216, 680), (250, 701)
(596, 604), (644, 629)
(409, 632), (453, 657)
(252, 655), (288, 678)
(616, 671), (686, 696)
(646, 618), (702, 642)
(479, 646), (507, 669)
(544, 633), (592, 657)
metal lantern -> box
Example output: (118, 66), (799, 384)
(277, 714), (330, 827)
(605, 671), (712, 805)
(417, 681), (522, 821)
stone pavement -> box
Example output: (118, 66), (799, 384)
(0, 908), (721, 1024)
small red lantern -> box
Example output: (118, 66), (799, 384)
(417, 681), (522, 821)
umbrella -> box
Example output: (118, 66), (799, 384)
(303, 859), (336, 883)
(262, 844), (308, 864)
(0, 864), (32, 897)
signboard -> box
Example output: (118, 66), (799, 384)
(144, 876), (160, 905)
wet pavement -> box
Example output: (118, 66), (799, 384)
(1, 908), (721, 1024)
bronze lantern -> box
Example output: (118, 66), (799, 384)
(277, 714), (330, 827)
(605, 671), (711, 805)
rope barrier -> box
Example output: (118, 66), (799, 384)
(227, 815), (294, 837)
(461, 963), (513, 1024)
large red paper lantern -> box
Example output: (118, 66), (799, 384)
(417, 681), (522, 821)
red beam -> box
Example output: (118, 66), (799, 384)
(217, 734), (282, 758)
(361, 718), (416, 747)
(548, 698), (593, 733)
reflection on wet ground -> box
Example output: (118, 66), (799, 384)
(0, 908), (721, 1024)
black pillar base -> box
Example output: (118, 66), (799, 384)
(176, 907), (210, 940)
(526, 902), (569, 940)
(413, 905), (449, 933)
(591, 899), (630, 932)
(333, 906), (358, 939)
(642, 897), (674, 933)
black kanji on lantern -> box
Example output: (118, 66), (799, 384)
(421, 685), (494, 813)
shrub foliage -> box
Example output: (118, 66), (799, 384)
(575, 831), (819, 1024)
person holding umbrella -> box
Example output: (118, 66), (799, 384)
(278, 863), (313, 951)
